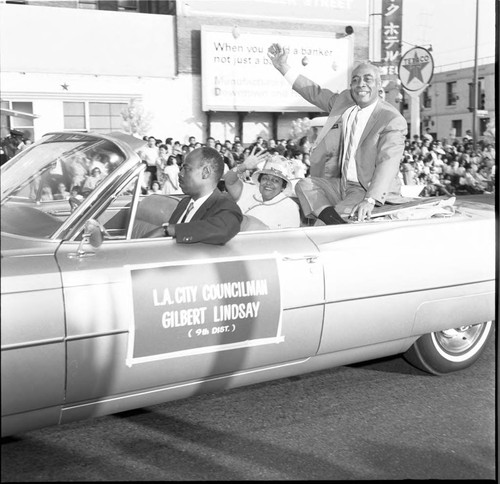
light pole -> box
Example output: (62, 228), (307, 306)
(472, 0), (479, 150)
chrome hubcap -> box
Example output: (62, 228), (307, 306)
(435, 323), (486, 354)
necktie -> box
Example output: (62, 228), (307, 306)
(180, 200), (194, 223)
(341, 106), (360, 196)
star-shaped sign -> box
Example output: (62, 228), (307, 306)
(61, 83), (69, 91)
(402, 51), (429, 83)
(398, 47), (434, 91)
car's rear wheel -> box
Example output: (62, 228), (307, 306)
(404, 321), (493, 375)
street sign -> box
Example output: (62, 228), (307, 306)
(476, 110), (488, 117)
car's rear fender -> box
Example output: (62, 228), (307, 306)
(411, 282), (495, 336)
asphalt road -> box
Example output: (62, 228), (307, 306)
(1, 331), (495, 481)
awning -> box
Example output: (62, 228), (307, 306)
(0, 108), (39, 119)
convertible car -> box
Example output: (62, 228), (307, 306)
(1, 132), (495, 437)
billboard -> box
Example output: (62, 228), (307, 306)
(201, 26), (353, 112)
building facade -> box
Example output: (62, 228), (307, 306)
(0, 0), (371, 145)
(1, 0), (494, 147)
(401, 61), (495, 143)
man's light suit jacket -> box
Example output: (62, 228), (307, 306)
(293, 74), (408, 205)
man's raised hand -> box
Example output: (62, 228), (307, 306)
(267, 43), (290, 74)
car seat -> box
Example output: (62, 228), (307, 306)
(131, 194), (181, 238)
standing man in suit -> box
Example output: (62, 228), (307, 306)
(159, 147), (243, 244)
(267, 43), (408, 223)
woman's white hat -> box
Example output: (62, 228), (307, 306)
(251, 155), (295, 196)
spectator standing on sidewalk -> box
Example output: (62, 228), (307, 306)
(138, 136), (159, 188)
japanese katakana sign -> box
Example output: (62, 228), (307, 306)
(380, 0), (403, 77)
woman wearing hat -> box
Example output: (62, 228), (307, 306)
(223, 149), (300, 229)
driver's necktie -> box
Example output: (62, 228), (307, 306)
(180, 200), (194, 223)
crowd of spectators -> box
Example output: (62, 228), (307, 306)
(399, 130), (495, 197)
(2, 127), (495, 199)
(0, 129), (31, 165)
(137, 133), (314, 195)
(139, 130), (495, 198)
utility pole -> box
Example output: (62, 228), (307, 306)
(472, 0), (479, 150)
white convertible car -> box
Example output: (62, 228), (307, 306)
(1, 132), (495, 437)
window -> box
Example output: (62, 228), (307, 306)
(76, 0), (174, 14)
(479, 117), (490, 136)
(1, 134), (127, 239)
(137, 0), (176, 14)
(89, 102), (127, 133)
(118, 0), (138, 11)
(64, 102), (86, 131)
(451, 119), (462, 138)
(468, 79), (484, 111)
(77, 0), (98, 9)
(422, 87), (432, 109)
(447, 82), (457, 106)
(95, 174), (141, 239)
(3, 101), (35, 142)
(1, 100), (9, 139)
(63, 101), (127, 134)
(468, 82), (474, 111)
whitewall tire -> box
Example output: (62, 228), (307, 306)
(404, 321), (494, 375)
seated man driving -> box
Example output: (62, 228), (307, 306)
(146, 147), (242, 244)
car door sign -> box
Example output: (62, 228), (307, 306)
(126, 256), (283, 366)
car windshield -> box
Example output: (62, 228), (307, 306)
(1, 133), (128, 239)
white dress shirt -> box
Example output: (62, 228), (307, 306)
(180, 191), (213, 223)
(285, 66), (379, 183)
